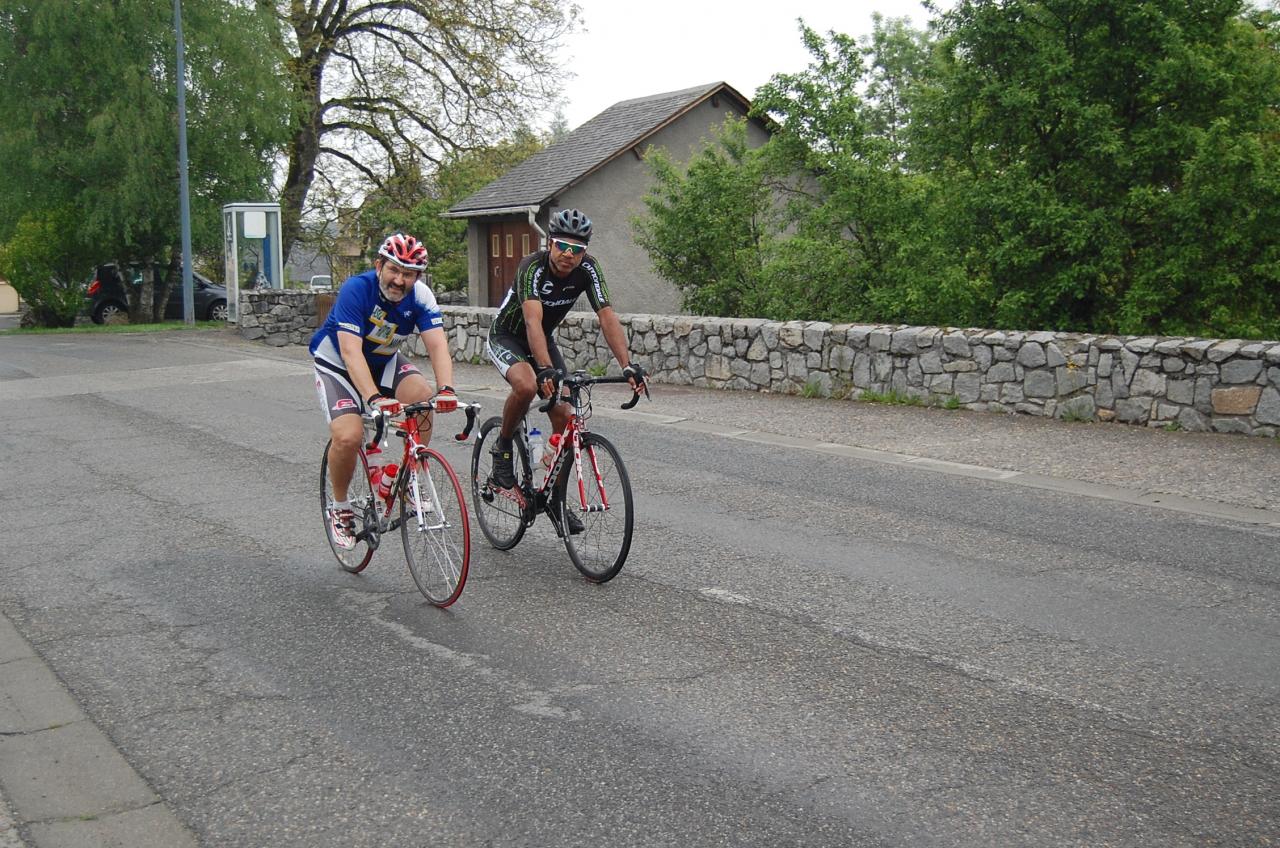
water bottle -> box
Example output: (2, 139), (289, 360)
(365, 444), (384, 490)
(376, 463), (399, 500)
(543, 432), (561, 470)
(528, 426), (544, 467)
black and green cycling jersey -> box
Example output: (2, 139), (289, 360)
(490, 250), (612, 339)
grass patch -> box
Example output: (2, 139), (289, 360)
(858, 388), (924, 407)
(587, 363), (608, 377)
(942, 395), (962, 410)
(1161, 420), (1183, 432)
(0, 320), (226, 336)
(1059, 406), (1094, 423)
(800, 378), (825, 398)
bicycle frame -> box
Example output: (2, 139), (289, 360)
(360, 400), (479, 538)
(508, 372), (643, 529)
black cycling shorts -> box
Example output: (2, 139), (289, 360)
(485, 330), (567, 380)
(313, 352), (424, 421)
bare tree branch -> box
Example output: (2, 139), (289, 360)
(271, 0), (575, 253)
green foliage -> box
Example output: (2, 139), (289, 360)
(0, 0), (292, 325)
(633, 7), (1280, 340)
(0, 210), (85, 327)
(410, 130), (547, 291)
(943, 395), (961, 410)
(800, 378), (825, 398)
(1059, 404), (1095, 424)
(915, 0), (1280, 337)
(351, 128), (546, 292)
(858, 388), (923, 406)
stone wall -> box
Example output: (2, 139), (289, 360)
(238, 292), (1280, 437)
(238, 290), (320, 346)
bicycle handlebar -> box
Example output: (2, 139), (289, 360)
(363, 399), (481, 449)
(536, 372), (650, 414)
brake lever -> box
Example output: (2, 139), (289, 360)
(455, 405), (479, 441)
(365, 410), (387, 450)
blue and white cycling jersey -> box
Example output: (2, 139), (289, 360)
(308, 270), (443, 368)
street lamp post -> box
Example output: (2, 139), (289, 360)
(174, 0), (194, 324)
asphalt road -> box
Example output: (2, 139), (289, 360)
(0, 329), (1277, 847)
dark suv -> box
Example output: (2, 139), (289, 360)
(86, 264), (228, 324)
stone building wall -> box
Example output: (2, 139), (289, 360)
(238, 292), (1280, 437)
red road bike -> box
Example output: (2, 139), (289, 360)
(321, 399), (479, 606)
(470, 371), (646, 583)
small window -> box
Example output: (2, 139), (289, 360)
(506, 234), (513, 257)
(521, 234), (530, 255)
(491, 235), (499, 257)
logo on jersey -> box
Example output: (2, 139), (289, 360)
(540, 278), (555, 296)
(333, 398), (357, 411)
(399, 363), (416, 374)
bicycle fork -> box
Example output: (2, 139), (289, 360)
(402, 458), (442, 532)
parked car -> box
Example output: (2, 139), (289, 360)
(308, 274), (333, 291)
(86, 264), (228, 324)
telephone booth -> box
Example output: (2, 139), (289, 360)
(222, 202), (284, 322)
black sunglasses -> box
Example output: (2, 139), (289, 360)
(551, 238), (586, 256)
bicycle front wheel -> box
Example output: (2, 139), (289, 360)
(321, 440), (375, 574)
(561, 432), (634, 583)
(471, 416), (530, 550)
(400, 448), (469, 607)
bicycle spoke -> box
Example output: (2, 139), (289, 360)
(562, 432), (633, 582)
(401, 450), (469, 607)
(321, 441), (376, 573)
(471, 417), (530, 550)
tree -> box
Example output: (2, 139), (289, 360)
(914, 0), (1280, 336)
(258, 0), (576, 257)
(0, 0), (292, 324)
(0, 210), (85, 327)
(635, 119), (777, 317)
(407, 129), (547, 291)
(342, 127), (547, 291)
(751, 20), (972, 325)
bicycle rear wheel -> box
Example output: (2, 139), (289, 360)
(471, 417), (530, 550)
(561, 432), (634, 583)
(400, 448), (469, 607)
(321, 440), (376, 573)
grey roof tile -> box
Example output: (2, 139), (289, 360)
(447, 82), (743, 215)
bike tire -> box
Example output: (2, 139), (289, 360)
(561, 432), (634, 583)
(321, 440), (376, 573)
(471, 417), (530, 550)
(400, 448), (470, 607)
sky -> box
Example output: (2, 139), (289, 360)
(555, 0), (941, 130)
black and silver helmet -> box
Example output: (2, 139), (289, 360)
(548, 208), (592, 243)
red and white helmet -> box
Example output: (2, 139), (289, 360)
(377, 233), (428, 270)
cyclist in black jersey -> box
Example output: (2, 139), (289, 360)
(485, 208), (646, 490)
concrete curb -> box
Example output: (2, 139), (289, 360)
(0, 613), (197, 848)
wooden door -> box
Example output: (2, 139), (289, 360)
(486, 221), (540, 306)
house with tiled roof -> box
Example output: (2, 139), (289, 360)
(443, 82), (771, 314)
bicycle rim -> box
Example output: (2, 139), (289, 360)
(471, 417), (529, 550)
(321, 441), (376, 573)
(561, 432), (633, 583)
(401, 449), (469, 607)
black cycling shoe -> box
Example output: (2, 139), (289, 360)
(489, 445), (517, 489)
(564, 511), (586, 535)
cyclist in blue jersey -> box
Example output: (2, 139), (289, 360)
(310, 232), (457, 548)
(485, 209), (646, 496)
